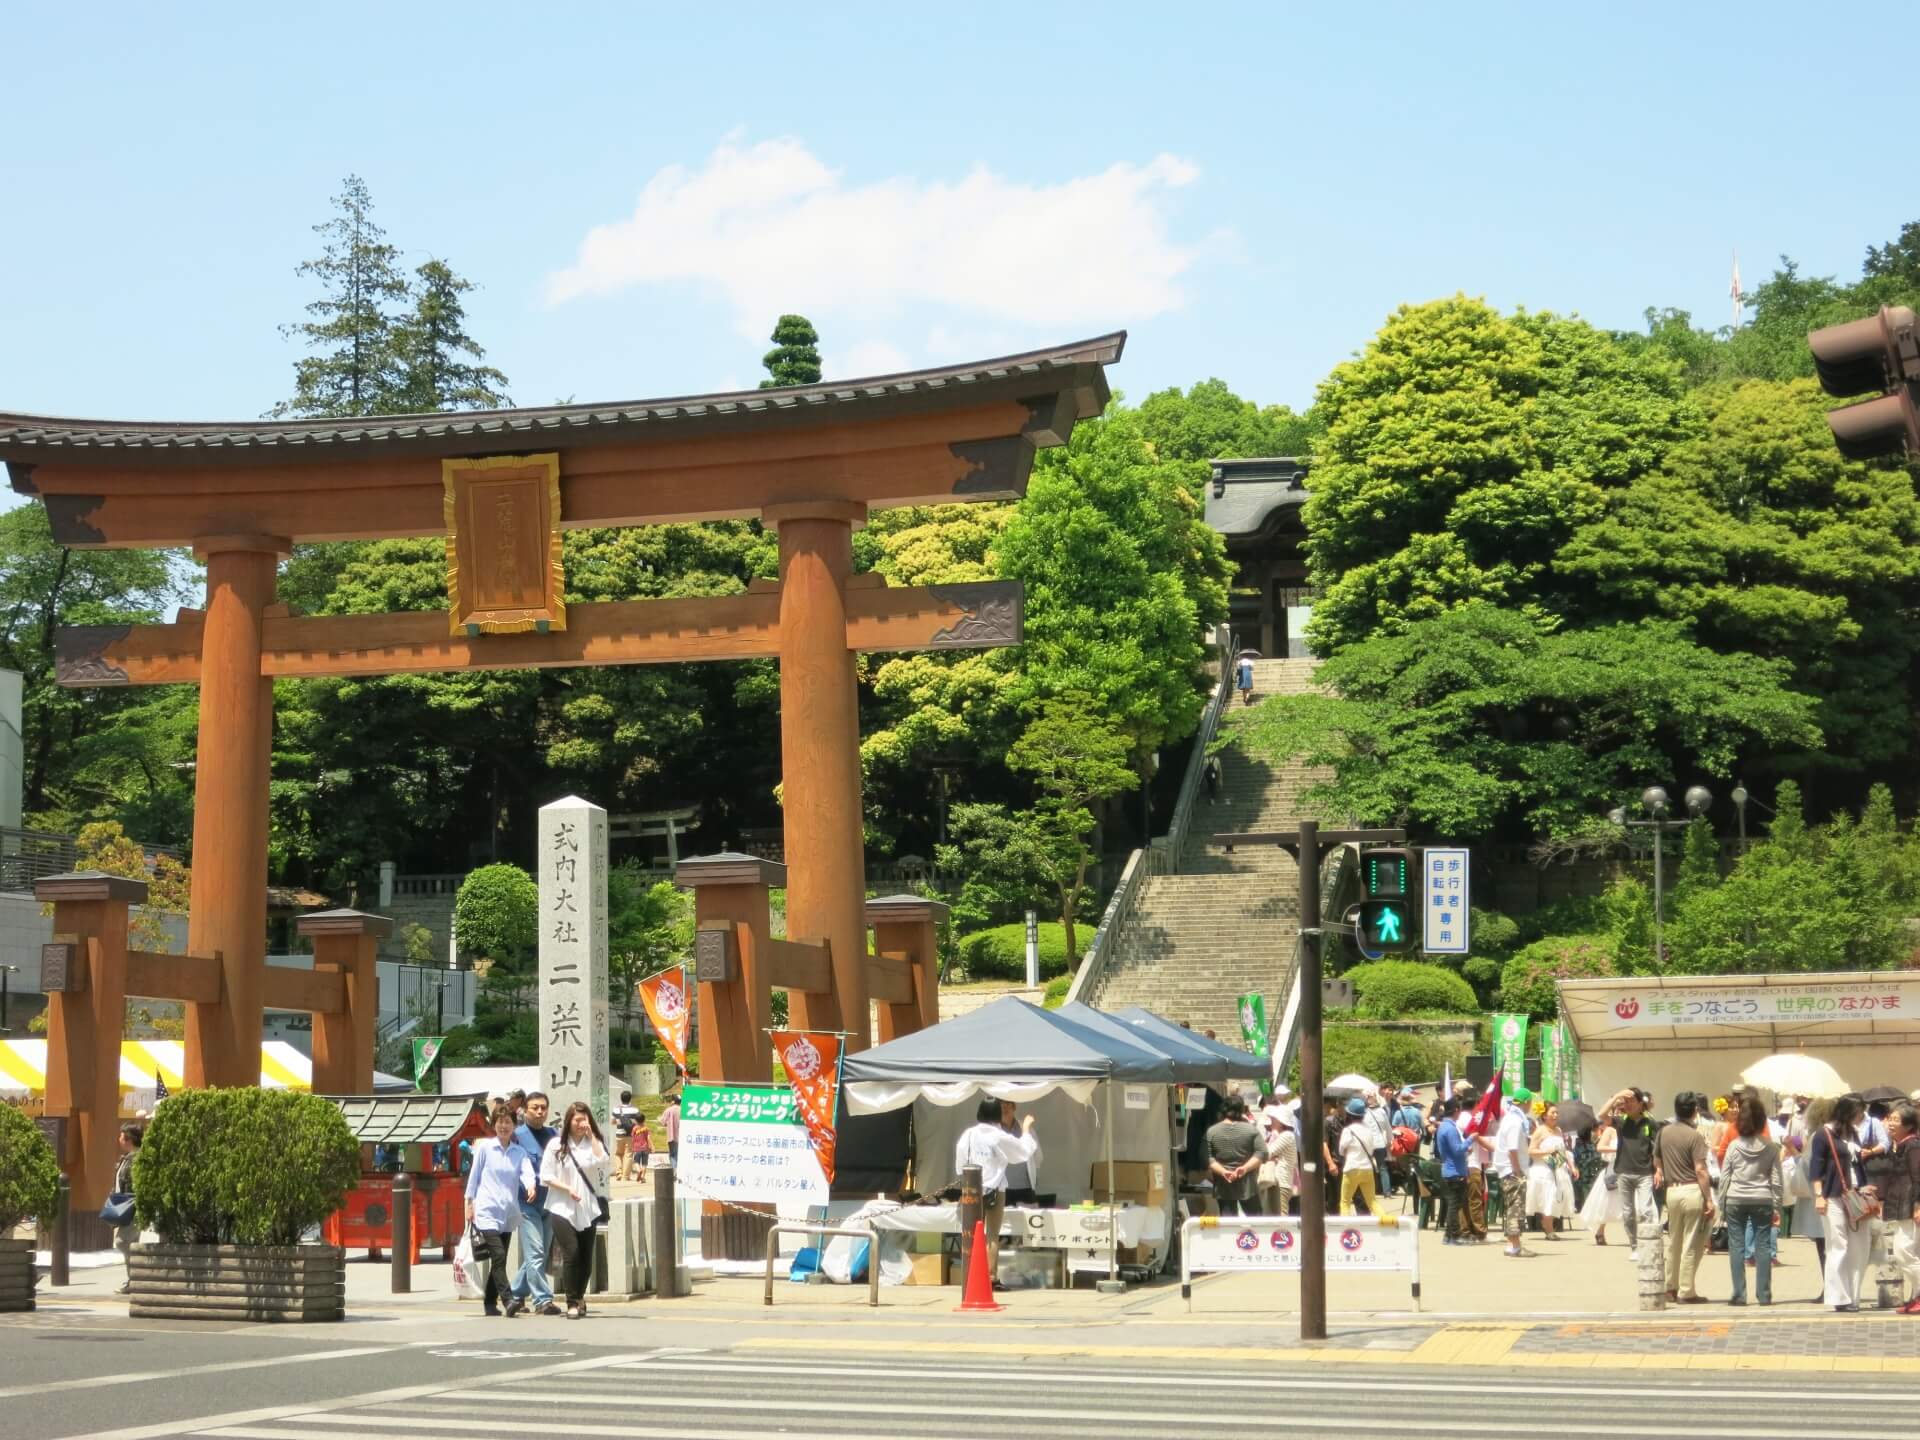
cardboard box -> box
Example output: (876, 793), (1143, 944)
(902, 1252), (948, 1286)
(1089, 1160), (1167, 1194)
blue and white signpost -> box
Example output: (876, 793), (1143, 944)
(1423, 847), (1470, 955)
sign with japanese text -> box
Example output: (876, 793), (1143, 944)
(1591, 978), (1920, 1030)
(1422, 847), (1469, 955)
(677, 1081), (829, 1204)
(1540, 1022), (1567, 1102)
(637, 966), (692, 1075)
(1183, 1216), (1417, 1275)
(538, 795), (609, 1135)
(771, 1030), (842, 1184)
(1492, 1013), (1528, 1096)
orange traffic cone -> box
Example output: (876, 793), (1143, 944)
(955, 1219), (1004, 1312)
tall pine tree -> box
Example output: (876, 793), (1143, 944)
(389, 259), (511, 412)
(759, 314), (822, 388)
(273, 175), (409, 418)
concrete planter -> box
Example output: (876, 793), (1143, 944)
(126, 1242), (344, 1322)
(0, 1236), (36, 1313)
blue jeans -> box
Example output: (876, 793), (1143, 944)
(513, 1200), (553, 1307)
(1725, 1199), (1774, 1304)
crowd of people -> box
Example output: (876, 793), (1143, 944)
(462, 1090), (611, 1319)
(1206, 1075), (1920, 1312)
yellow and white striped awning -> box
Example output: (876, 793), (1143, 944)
(0, 1039), (311, 1095)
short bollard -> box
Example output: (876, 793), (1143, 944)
(390, 1173), (412, 1295)
(651, 1162), (679, 1300)
(50, 1174), (71, 1287)
(957, 1164), (982, 1289)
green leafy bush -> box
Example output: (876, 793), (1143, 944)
(453, 864), (539, 969)
(1310, 1026), (1463, 1091)
(1496, 934), (1617, 1019)
(0, 1105), (60, 1233)
(956, 922), (1071, 981)
(134, 1089), (360, 1246)
(1042, 974), (1072, 1009)
(1343, 960), (1479, 1018)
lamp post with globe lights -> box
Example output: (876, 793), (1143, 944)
(1607, 784), (1713, 965)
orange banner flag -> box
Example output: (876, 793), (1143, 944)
(637, 967), (692, 1075)
(772, 1030), (842, 1185)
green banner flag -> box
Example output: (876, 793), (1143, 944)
(1237, 992), (1268, 1055)
(1491, 1013), (1528, 1096)
(411, 1036), (445, 1084)
(1540, 1022), (1564, 1102)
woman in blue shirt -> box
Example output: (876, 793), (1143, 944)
(465, 1105), (536, 1316)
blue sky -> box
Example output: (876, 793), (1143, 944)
(0, 4), (1904, 484)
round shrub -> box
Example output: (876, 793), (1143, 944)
(1306, 1026), (1463, 1092)
(956, 922), (1072, 981)
(1343, 960), (1480, 1019)
(0, 1105), (59, 1233)
(134, 1089), (360, 1246)
(1496, 934), (1617, 1019)
(1042, 974), (1072, 1010)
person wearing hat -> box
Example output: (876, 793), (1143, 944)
(1258, 1104), (1298, 1217)
(1494, 1086), (1536, 1257)
(1338, 1097), (1381, 1216)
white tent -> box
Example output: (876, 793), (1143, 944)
(1559, 969), (1920, 1106)
(0, 1039), (312, 1096)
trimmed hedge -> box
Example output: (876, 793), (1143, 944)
(135, 1089), (360, 1246)
(0, 1105), (59, 1233)
(1316, 1026), (1463, 1092)
(1042, 974), (1072, 1009)
(1343, 960), (1479, 1019)
(956, 921), (1072, 981)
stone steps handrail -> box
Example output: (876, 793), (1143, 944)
(1157, 628), (1238, 877)
(1065, 846), (1149, 1007)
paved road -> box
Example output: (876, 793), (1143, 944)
(6, 1314), (1919, 1440)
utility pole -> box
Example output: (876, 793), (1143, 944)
(1214, 823), (1403, 1343)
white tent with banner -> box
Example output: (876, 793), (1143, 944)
(1559, 969), (1920, 1106)
(841, 996), (1225, 1285)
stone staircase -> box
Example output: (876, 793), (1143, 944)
(1085, 658), (1333, 1038)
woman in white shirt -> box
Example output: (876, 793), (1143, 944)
(1259, 1111), (1299, 1216)
(1526, 1106), (1578, 1239)
(954, 1098), (1039, 1290)
(464, 1104), (536, 1316)
(1579, 1119), (1622, 1244)
(540, 1101), (611, 1319)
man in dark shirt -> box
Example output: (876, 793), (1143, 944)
(1206, 1095), (1265, 1216)
(1608, 1088), (1663, 1251)
(506, 1092), (559, 1317)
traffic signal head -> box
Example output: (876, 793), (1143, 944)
(1362, 847), (1412, 899)
(1357, 846), (1414, 953)
(1358, 898), (1412, 953)
(1808, 305), (1920, 460)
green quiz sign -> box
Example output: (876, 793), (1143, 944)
(681, 1083), (800, 1126)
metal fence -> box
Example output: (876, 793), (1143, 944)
(0, 825), (184, 895)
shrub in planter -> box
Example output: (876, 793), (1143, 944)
(0, 1106), (59, 1311)
(136, 1088), (360, 1245)
(128, 1088), (360, 1322)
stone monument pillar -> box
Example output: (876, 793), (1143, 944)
(538, 796), (609, 1134)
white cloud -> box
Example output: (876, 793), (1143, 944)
(546, 138), (1204, 339)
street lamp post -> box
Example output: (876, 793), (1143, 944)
(1731, 783), (1749, 853)
(1608, 784), (1712, 964)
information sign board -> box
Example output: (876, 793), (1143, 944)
(677, 1081), (829, 1204)
(1423, 846), (1469, 955)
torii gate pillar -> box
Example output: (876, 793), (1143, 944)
(767, 501), (869, 1046)
(184, 536), (287, 1088)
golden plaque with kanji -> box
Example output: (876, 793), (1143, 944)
(442, 452), (566, 635)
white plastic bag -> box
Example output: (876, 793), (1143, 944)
(452, 1231), (487, 1301)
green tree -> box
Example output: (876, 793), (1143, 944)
(1233, 603), (1819, 839)
(1135, 378), (1317, 464)
(608, 867), (694, 1018)
(273, 174), (410, 418)
(759, 314), (822, 388)
(388, 259), (511, 411)
(0, 503), (190, 834)
(1300, 298), (1697, 654)
(453, 863), (539, 973)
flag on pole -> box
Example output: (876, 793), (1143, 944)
(152, 1070), (168, 1101)
(637, 966), (692, 1074)
(411, 1036), (445, 1084)
(771, 1030), (843, 1184)
(1459, 1069), (1504, 1137)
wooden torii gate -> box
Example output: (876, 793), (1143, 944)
(3, 335), (1122, 1181)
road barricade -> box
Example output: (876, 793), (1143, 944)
(1179, 1214), (1420, 1312)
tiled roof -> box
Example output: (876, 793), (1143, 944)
(0, 333), (1124, 464)
(1204, 456), (1310, 538)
